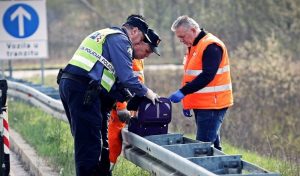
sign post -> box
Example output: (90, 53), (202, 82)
(0, 1), (48, 83)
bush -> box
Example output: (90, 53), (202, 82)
(223, 35), (300, 162)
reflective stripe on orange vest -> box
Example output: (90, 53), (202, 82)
(185, 65), (230, 76)
(195, 83), (232, 93)
(132, 59), (145, 82)
(133, 70), (144, 80)
(182, 33), (233, 109)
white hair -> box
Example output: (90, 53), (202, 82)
(171, 15), (200, 31)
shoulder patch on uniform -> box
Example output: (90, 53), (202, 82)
(89, 32), (103, 43)
(127, 47), (133, 58)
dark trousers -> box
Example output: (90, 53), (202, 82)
(193, 108), (228, 150)
(59, 78), (111, 176)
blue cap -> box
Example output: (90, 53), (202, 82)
(125, 17), (151, 42)
(145, 29), (161, 56)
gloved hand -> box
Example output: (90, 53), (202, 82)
(169, 90), (184, 103)
(182, 109), (192, 118)
(145, 88), (160, 104)
(117, 109), (131, 123)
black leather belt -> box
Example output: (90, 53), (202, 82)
(61, 72), (91, 85)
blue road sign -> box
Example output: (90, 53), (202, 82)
(3, 3), (39, 38)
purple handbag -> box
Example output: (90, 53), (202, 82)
(128, 97), (172, 136)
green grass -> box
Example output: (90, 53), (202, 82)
(7, 100), (299, 176)
(8, 100), (75, 175)
(112, 157), (149, 176)
(222, 142), (300, 176)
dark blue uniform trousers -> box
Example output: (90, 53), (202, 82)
(59, 79), (111, 176)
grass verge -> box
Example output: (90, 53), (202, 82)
(222, 142), (299, 176)
(8, 99), (75, 175)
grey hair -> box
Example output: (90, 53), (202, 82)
(171, 15), (200, 31)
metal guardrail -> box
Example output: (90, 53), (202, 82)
(5, 79), (280, 176)
(7, 79), (67, 122)
(122, 130), (217, 176)
(122, 130), (280, 176)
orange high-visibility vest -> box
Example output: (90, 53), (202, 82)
(108, 59), (144, 164)
(132, 59), (145, 82)
(182, 33), (233, 109)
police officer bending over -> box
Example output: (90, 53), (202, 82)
(57, 15), (159, 176)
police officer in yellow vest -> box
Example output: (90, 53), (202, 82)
(58, 15), (160, 176)
(169, 15), (233, 151)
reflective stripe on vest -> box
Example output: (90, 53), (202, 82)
(69, 28), (121, 92)
(133, 70), (144, 79)
(196, 83), (232, 93)
(132, 59), (145, 83)
(185, 65), (230, 76)
(76, 46), (116, 74)
(71, 55), (95, 71)
(101, 69), (116, 92)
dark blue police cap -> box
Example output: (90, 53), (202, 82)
(145, 29), (161, 56)
(124, 17), (151, 42)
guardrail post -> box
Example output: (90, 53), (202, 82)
(0, 80), (9, 176)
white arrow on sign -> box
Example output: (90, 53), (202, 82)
(10, 6), (31, 37)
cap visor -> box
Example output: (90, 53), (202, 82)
(151, 46), (160, 56)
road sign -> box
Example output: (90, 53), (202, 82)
(0, 1), (48, 60)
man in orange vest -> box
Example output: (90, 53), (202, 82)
(108, 27), (161, 171)
(169, 15), (233, 150)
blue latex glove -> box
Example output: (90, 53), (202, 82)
(182, 109), (192, 118)
(168, 90), (184, 103)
